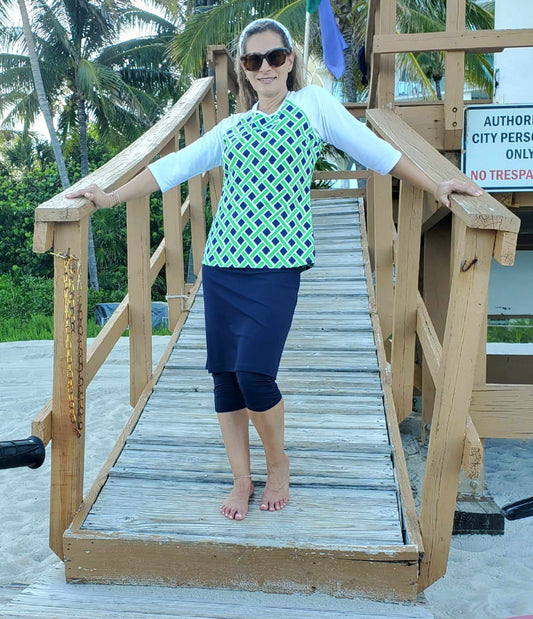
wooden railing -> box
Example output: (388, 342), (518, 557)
(364, 0), (533, 590)
(365, 108), (520, 589)
(30, 47), (237, 560)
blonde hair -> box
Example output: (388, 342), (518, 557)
(236, 20), (305, 112)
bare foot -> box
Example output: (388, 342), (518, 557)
(220, 477), (254, 520)
(261, 454), (290, 512)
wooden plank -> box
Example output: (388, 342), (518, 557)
(373, 28), (533, 54)
(418, 223), (496, 591)
(358, 201), (425, 556)
(367, 108), (521, 235)
(416, 292), (442, 384)
(311, 188), (365, 199)
(157, 367), (384, 396)
(176, 329), (377, 351)
(165, 348), (380, 372)
(1, 563), (434, 618)
(64, 533), (419, 601)
(35, 78), (214, 223)
(470, 384), (533, 438)
(127, 196), (152, 406)
(312, 171), (369, 180)
(391, 181), (423, 422)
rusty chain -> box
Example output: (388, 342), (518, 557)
(51, 251), (85, 437)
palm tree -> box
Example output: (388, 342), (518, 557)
(169, 0), (494, 102)
(0, 0), (181, 288)
(12, 0), (70, 189)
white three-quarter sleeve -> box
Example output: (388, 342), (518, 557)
(147, 115), (237, 193)
(290, 86), (401, 175)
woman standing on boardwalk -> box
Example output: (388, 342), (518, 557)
(67, 18), (480, 521)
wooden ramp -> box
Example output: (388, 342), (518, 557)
(63, 198), (421, 602)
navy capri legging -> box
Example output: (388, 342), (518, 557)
(213, 371), (282, 413)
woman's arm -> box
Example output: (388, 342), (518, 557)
(389, 155), (482, 207)
(66, 168), (160, 209)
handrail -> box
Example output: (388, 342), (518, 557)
(33, 77), (214, 228)
(365, 103), (521, 591)
(31, 57), (230, 560)
(367, 108), (520, 264)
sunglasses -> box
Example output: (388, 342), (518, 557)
(240, 48), (290, 72)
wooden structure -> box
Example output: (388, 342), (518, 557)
(27, 0), (533, 603)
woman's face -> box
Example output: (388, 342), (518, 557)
(241, 30), (295, 99)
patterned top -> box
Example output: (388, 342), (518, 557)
(148, 85), (401, 269)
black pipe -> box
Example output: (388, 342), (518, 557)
(0, 436), (46, 470)
(501, 496), (533, 521)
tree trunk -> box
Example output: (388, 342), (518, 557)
(76, 96), (100, 291)
(17, 0), (70, 189)
(334, 0), (357, 102)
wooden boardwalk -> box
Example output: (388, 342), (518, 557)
(63, 198), (421, 602)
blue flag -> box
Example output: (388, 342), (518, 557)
(317, 0), (347, 79)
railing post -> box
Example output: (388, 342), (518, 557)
(421, 218), (452, 442)
(161, 137), (185, 331)
(127, 196), (152, 406)
(418, 220), (495, 591)
(365, 173), (375, 270)
(201, 88), (223, 216)
(377, 0), (396, 108)
(444, 0), (466, 150)
(49, 219), (88, 559)
(184, 108), (207, 276)
(391, 181), (424, 422)
(373, 172), (394, 345)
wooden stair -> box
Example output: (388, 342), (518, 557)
(61, 198), (421, 602)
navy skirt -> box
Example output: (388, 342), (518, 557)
(202, 265), (301, 378)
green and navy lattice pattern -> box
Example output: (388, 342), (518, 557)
(202, 99), (323, 268)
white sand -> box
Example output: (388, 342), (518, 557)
(1, 339), (533, 618)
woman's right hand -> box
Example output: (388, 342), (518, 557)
(65, 183), (117, 209)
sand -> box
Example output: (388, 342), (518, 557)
(1, 338), (532, 618)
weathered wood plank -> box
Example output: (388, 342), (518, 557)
(1, 563), (433, 618)
(165, 348), (380, 372)
(176, 329), (377, 351)
(157, 367), (383, 396)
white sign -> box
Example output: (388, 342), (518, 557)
(462, 104), (533, 192)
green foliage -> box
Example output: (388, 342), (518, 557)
(487, 319), (533, 344)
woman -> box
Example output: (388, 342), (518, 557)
(67, 18), (481, 521)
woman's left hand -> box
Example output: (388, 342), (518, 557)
(434, 179), (482, 208)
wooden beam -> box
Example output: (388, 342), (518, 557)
(366, 108), (521, 236)
(391, 181), (424, 422)
(377, 1), (396, 108)
(418, 223), (495, 591)
(49, 220), (88, 560)
(33, 221), (54, 253)
(312, 171), (369, 180)
(470, 385), (533, 439)
(444, 0), (466, 150)
(127, 196), (152, 407)
(373, 29), (533, 55)
(494, 231), (518, 266)
(416, 291), (442, 383)
(310, 188), (365, 199)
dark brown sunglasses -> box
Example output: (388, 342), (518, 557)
(240, 48), (290, 72)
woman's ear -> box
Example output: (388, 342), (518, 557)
(287, 51), (295, 72)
